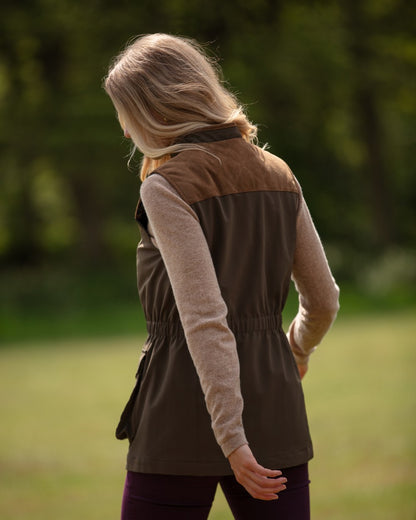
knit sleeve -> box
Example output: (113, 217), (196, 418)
(140, 173), (248, 458)
(287, 193), (340, 365)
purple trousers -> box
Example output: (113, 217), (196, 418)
(121, 463), (310, 520)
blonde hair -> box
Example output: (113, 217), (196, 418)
(104, 33), (257, 180)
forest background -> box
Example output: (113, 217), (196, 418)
(1, 0), (415, 341)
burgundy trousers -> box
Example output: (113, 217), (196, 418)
(121, 463), (310, 520)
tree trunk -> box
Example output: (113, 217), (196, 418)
(342, 0), (394, 247)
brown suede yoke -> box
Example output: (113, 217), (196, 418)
(152, 138), (299, 207)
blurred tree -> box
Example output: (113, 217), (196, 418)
(0, 0), (414, 276)
(342, 0), (398, 247)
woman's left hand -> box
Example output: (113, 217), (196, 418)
(228, 444), (287, 501)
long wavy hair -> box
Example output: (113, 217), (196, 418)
(104, 33), (257, 180)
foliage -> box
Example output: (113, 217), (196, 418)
(0, 0), (415, 280)
(1, 263), (415, 344)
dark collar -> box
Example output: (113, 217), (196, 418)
(176, 124), (242, 144)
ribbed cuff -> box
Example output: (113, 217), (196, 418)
(221, 433), (249, 458)
(287, 325), (313, 365)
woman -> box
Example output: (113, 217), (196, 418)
(104, 33), (339, 520)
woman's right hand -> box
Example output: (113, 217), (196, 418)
(297, 363), (308, 379)
(227, 444), (287, 501)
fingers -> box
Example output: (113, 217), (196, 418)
(235, 461), (287, 501)
(239, 475), (287, 501)
(245, 477), (287, 500)
(227, 445), (287, 501)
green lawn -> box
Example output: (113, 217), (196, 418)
(0, 311), (415, 519)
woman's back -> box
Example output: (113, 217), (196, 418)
(128, 124), (312, 475)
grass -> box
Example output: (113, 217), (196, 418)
(0, 311), (415, 519)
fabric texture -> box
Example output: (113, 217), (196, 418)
(117, 124), (339, 476)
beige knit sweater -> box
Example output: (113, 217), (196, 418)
(140, 173), (339, 457)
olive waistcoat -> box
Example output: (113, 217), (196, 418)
(117, 125), (313, 476)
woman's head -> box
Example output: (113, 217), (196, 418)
(104, 33), (257, 179)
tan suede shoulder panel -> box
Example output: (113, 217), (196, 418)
(152, 139), (299, 205)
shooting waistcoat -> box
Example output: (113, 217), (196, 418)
(117, 125), (313, 475)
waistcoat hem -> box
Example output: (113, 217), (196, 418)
(126, 447), (313, 476)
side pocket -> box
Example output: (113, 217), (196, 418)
(115, 345), (150, 442)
